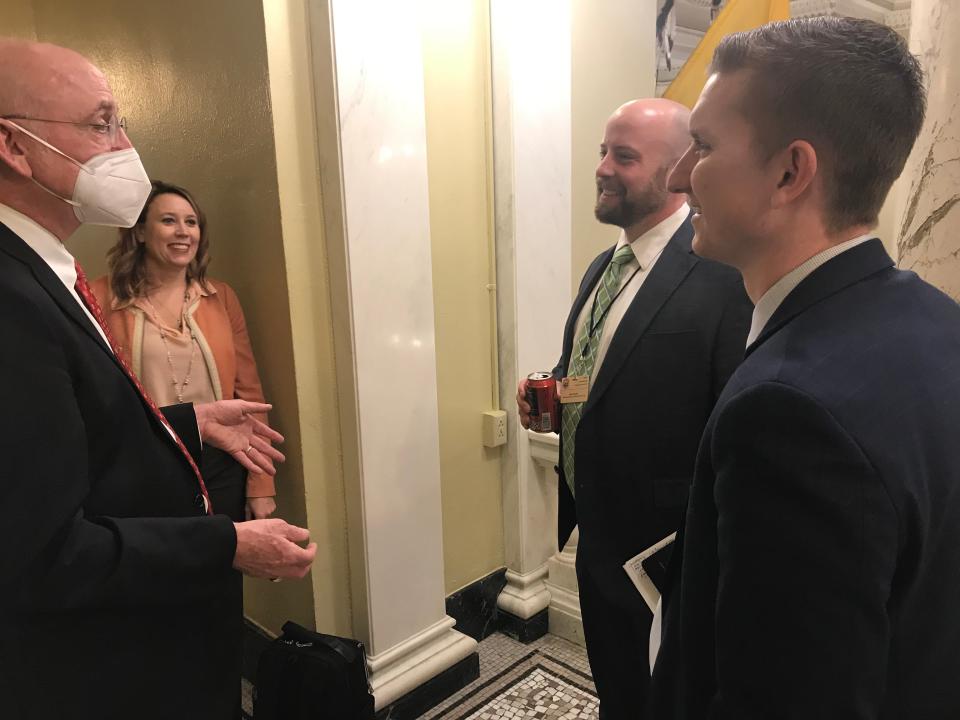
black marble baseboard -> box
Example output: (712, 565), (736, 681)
(445, 567), (508, 642)
(445, 567), (549, 645)
(498, 607), (549, 644)
(375, 651), (480, 720)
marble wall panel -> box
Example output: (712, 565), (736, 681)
(896, 0), (960, 298)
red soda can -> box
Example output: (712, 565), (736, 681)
(526, 372), (559, 433)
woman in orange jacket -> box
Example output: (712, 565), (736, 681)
(92, 181), (276, 522)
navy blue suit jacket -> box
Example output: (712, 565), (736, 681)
(554, 216), (751, 601)
(649, 239), (960, 719)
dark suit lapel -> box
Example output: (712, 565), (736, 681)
(0, 223), (117, 361)
(746, 238), (894, 357)
(584, 219), (697, 414)
(0, 223), (194, 463)
(561, 247), (613, 373)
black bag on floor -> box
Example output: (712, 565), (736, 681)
(254, 621), (375, 720)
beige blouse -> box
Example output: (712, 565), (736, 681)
(133, 283), (217, 407)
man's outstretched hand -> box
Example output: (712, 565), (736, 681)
(233, 518), (317, 579)
(195, 400), (285, 475)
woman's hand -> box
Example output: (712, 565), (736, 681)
(246, 496), (277, 520)
(194, 399), (285, 475)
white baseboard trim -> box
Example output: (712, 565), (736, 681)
(366, 616), (477, 710)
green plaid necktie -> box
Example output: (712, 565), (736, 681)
(560, 245), (635, 496)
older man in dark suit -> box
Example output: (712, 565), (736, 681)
(518, 98), (751, 719)
(0, 38), (315, 719)
(649, 17), (960, 720)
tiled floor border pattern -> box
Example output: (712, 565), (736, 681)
(242, 632), (597, 719)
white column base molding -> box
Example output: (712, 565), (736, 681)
(548, 526), (578, 587)
(366, 616), (478, 710)
(497, 565), (551, 619)
(545, 582), (585, 647)
(547, 526), (583, 646)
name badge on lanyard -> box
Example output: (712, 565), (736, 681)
(559, 375), (589, 403)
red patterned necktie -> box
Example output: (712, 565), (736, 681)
(73, 261), (212, 515)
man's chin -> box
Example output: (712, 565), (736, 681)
(595, 209), (621, 226)
(690, 216), (717, 260)
(595, 202), (626, 227)
(691, 230), (717, 261)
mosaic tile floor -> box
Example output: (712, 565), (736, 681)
(242, 632), (597, 719)
(421, 633), (598, 720)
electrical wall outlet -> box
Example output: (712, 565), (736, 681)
(482, 410), (508, 448)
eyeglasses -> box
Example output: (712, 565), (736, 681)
(0, 114), (128, 144)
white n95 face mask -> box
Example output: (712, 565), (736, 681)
(7, 120), (152, 228)
(70, 148), (152, 227)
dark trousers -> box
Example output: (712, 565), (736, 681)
(202, 446), (247, 522)
(577, 557), (653, 720)
(200, 446), (246, 718)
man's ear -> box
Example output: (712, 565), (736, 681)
(770, 139), (817, 209)
(0, 121), (34, 178)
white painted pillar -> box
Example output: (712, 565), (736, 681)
(323, 0), (476, 708)
(491, 0), (573, 625)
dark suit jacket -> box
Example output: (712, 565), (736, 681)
(0, 222), (241, 719)
(649, 239), (960, 719)
(555, 216), (751, 601)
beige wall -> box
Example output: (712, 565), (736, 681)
(6, 0), (36, 39)
(570, 0), (658, 292)
(421, 0), (505, 594)
(9, 0), (327, 634)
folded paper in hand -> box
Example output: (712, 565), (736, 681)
(622, 532), (677, 613)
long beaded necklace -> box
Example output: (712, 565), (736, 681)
(144, 287), (197, 403)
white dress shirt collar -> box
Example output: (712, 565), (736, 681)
(746, 233), (874, 347)
(0, 202), (80, 292)
(614, 203), (690, 268)
(0, 202), (109, 346)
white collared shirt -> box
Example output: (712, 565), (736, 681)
(746, 234), (874, 348)
(573, 203), (689, 383)
(0, 202), (110, 347)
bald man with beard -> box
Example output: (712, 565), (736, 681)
(517, 99), (751, 718)
(0, 38), (316, 719)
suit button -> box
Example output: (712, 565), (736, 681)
(553, 465), (560, 475)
